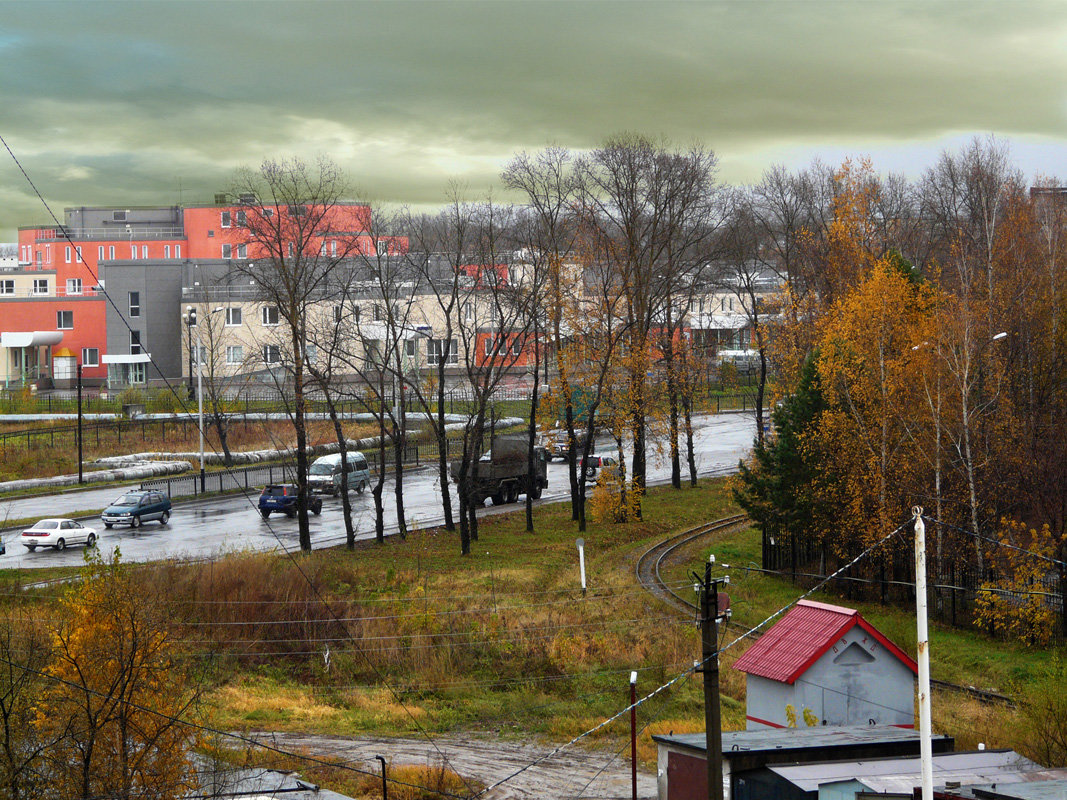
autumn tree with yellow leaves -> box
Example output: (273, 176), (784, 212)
(34, 554), (199, 800)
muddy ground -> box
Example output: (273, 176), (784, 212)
(257, 731), (659, 799)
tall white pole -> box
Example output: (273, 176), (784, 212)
(913, 505), (933, 800)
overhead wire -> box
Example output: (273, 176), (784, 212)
(0, 133), (481, 796)
(0, 652), (468, 799)
(475, 515), (910, 798)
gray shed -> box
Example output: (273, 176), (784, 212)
(651, 725), (954, 800)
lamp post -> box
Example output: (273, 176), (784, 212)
(183, 305), (197, 400)
(184, 305), (223, 493)
(77, 360), (83, 484)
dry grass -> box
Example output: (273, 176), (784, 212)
(0, 418), (380, 481)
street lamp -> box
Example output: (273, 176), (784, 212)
(183, 305), (197, 400)
(183, 305), (224, 493)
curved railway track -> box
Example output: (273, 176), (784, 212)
(636, 515), (1015, 708)
(635, 513), (748, 614)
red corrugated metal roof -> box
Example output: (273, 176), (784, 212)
(732, 599), (917, 684)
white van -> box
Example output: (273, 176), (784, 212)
(308, 451), (370, 496)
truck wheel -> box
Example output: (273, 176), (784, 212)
(506, 485), (519, 503)
(491, 492), (505, 506)
(531, 483), (543, 500)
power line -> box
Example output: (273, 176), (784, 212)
(0, 652), (468, 799)
(477, 516), (909, 798)
(0, 134), (479, 796)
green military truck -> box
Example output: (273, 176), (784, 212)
(450, 433), (549, 506)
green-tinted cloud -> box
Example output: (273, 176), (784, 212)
(2, 0), (1066, 238)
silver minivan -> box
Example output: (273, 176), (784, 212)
(308, 451), (370, 496)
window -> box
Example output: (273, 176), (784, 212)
(373, 304), (383, 322)
(304, 344), (318, 364)
(130, 245), (137, 258)
(130, 330), (142, 355)
(287, 204), (307, 217)
(0, 280), (13, 295)
(330, 240), (337, 257)
(236, 209), (246, 226)
(512, 337), (522, 356)
(34, 250), (41, 266)
(376, 239), (388, 256)
(65, 246), (71, 263)
(98, 246), (104, 260)
(333, 305), (343, 323)
(262, 344), (280, 364)
(129, 291), (140, 317)
(225, 345), (244, 364)
(109, 245), (115, 259)
(261, 306), (279, 326)
(225, 307), (242, 326)
(164, 245), (171, 258)
(130, 363), (146, 384)
(175, 245), (181, 258)
(57, 310), (73, 330)
(484, 338), (493, 357)
(236, 243), (247, 259)
(141, 245), (148, 258)
(33, 279), (48, 295)
(113, 210), (127, 222)
(463, 302), (473, 321)
(287, 242), (295, 258)
(81, 347), (99, 367)
(221, 243), (232, 258)
(405, 340), (418, 358)
(66, 279), (82, 296)
(429, 338), (458, 365)
(76, 246), (82, 262)
(191, 344), (207, 365)
(221, 211), (231, 228)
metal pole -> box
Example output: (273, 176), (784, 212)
(197, 322), (205, 494)
(630, 671), (638, 800)
(77, 362), (84, 484)
(913, 506), (933, 800)
(374, 755), (387, 800)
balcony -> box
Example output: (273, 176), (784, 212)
(31, 225), (185, 242)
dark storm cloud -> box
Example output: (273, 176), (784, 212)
(2, 1), (1066, 238)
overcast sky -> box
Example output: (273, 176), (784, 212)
(2, 0), (1066, 240)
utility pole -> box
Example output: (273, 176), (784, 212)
(76, 362), (83, 484)
(696, 557), (727, 800)
(913, 506), (933, 800)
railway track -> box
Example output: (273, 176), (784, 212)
(636, 515), (1015, 708)
(635, 513), (748, 614)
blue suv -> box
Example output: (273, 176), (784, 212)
(258, 484), (322, 518)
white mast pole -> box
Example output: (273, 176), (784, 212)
(913, 505), (933, 800)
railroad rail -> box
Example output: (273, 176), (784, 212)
(636, 515), (1015, 708)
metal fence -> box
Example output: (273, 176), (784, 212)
(760, 531), (1066, 641)
(140, 462), (298, 499)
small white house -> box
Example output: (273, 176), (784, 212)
(732, 599), (917, 730)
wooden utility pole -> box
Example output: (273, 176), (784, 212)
(698, 559), (725, 800)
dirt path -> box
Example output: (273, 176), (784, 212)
(256, 731), (658, 799)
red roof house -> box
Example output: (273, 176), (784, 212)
(732, 599), (918, 730)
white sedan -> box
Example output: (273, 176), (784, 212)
(21, 519), (98, 552)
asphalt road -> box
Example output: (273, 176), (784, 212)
(0, 413), (755, 569)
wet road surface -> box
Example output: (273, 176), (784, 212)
(0, 414), (755, 569)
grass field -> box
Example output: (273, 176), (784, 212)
(4, 476), (1062, 786)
